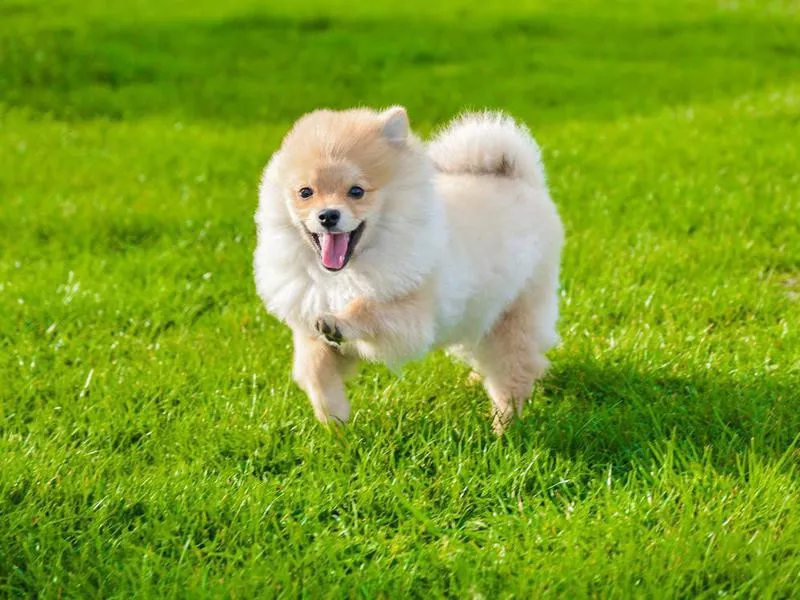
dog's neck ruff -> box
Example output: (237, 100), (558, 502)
(254, 160), (445, 328)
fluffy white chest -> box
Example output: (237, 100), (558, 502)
(254, 252), (368, 330)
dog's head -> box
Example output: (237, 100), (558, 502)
(275, 107), (410, 272)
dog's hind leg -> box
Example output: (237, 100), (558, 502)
(469, 278), (558, 434)
(291, 330), (356, 424)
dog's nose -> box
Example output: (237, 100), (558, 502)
(318, 209), (341, 229)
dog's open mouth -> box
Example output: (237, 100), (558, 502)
(306, 222), (365, 271)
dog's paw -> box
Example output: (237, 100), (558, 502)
(315, 314), (344, 346)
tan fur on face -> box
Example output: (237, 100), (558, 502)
(287, 162), (376, 228)
(279, 109), (407, 231)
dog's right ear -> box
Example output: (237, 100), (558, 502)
(381, 106), (409, 145)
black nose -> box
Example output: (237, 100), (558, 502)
(318, 209), (341, 229)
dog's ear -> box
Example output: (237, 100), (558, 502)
(381, 106), (409, 145)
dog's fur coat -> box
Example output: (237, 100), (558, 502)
(254, 107), (563, 432)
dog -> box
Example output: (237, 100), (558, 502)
(254, 107), (563, 433)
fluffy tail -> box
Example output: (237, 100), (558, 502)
(427, 112), (546, 187)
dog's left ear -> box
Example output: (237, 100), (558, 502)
(381, 106), (409, 145)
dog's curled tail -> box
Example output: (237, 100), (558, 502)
(427, 111), (546, 187)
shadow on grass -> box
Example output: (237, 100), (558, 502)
(1, 10), (799, 126)
(508, 357), (799, 470)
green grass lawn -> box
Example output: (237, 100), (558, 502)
(2, 0), (799, 596)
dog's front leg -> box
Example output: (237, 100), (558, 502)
(291, 329), (354, 424)
(315, 285), (434, 361)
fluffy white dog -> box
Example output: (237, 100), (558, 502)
(254, 107), (563, 433)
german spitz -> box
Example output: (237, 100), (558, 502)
(254, 107), (563, 433)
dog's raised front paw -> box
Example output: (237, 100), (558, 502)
(315, 314), (344, 346)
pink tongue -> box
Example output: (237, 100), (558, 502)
(320, 232), (350, 270)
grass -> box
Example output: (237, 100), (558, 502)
(1, 0), (799, 596)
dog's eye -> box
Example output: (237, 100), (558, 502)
(298, 187), (314, 199)
(348, 186), (365, 199)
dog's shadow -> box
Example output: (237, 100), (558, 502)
(504, 357), (799, 471)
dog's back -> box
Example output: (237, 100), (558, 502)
(426, 113), (563, 348)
